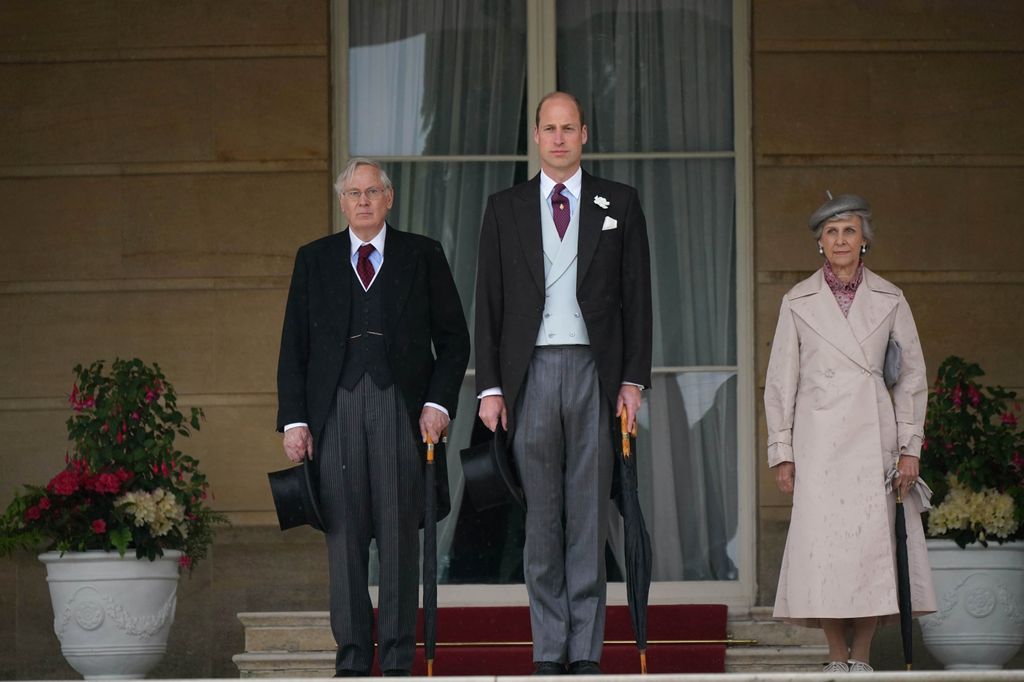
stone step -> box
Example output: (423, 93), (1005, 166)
(233, 651), (334, 678)
(727, 606), (828, 647)
(234, 608), (832, 676)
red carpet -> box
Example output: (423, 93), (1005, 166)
(369, 604), (727, 675)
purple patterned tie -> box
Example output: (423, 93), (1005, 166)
(551, 183), (570, 240)
(356, 243), (376, 289)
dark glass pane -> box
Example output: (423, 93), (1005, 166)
(557, 0), (733, 153)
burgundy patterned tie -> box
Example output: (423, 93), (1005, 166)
(551, 183), (570, 240)
(356, 243), (376, 289)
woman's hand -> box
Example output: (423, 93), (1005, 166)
(897, 454), (920, 497)
(774, 461), (795, 494)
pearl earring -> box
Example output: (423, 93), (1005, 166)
(818, 245), (824, 255)
(860, 244), (867, 255)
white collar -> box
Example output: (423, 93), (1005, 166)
(540, 167), (583, 200)
(348, 224), (387, 257)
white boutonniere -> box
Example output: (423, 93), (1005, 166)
(593, 195), (610, 210)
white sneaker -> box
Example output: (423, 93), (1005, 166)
(822, 661), (850, 672)
(848, 659), (874, 672)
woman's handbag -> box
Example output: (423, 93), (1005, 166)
(884, 336), (902, 389)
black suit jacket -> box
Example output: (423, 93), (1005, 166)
(277, 225), (470, 444)
(474, 171), (652, 429)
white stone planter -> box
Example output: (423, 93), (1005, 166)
(921, 539), (1024, 670)
(39, 549), (181, 679)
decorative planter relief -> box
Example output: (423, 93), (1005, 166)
(921, 539), (1024, 670)
(40, 550), (181, 680)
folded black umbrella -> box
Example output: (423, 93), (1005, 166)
(423, 437), (440, 676)
(895, 489), (913, 670)
(613, 411), (652, 674)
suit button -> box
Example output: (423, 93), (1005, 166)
(569, 332), (576, 337)
(545, 313), (550, 318)
(548, 333), (555, 339)
(574, 313), (580, 318)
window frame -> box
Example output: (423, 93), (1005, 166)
(329, 0), (755, 608)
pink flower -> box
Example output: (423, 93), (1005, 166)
(38, 497), (51, 510)
(1012, 452), (1024, 472)
(178, 555), (193, 569)
(1002, 412), (1019, 428)
(84, 396), (95, 408)
(92, 473), (121, 495)
(91, 519), (106, 534)
(47, 469), (80, 496)
(922, 438), (929, 452)
(116, 468), (132, 482)
(952, 384), (963, 408)
(968, 385), (981, 407)
(25, 505), (41, 521)
(116, 432), (124, 445)
(100, 422), (109, 433)
(131, 411), (140, 421)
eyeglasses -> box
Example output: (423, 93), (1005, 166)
(340, 187), (388, 202)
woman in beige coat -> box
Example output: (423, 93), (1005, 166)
(765, 194), (936, 673)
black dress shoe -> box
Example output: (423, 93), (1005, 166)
(334, 671), (366, 678)
(568, 660), (602, 675)
(533, 661), (566, 675)
(382, 670), (411, 677)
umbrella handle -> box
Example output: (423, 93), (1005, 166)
(620, 410), (631, 458)
(427, 659), (434, 677)
(426, 436), (435, 464)
(640, 650), (647, 674)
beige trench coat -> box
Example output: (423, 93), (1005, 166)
(765, 267), (937, 626)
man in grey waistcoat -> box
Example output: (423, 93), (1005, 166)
(474, 92), (653, 675)
(277, 158), (470, 676)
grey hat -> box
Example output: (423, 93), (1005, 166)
(809, 193), (871, 232)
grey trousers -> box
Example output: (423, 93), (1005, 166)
(318, 376), (423, 673)
(512, 346), (613, 664)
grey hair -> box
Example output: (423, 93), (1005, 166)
(333, 157), (393, 197)
(814, 210), (875, 251)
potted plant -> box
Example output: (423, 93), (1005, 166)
(918, 355), (1024, 670)
(0, 358), (226, 679)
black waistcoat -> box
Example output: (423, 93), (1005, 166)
(339, 268), (394, 390)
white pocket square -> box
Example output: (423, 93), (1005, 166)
(602, 217), (618, 231)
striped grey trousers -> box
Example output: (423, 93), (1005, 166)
(318, 375), (423, 673)
(512, 346), (613, 664)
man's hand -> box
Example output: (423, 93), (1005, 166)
(773, 461), (795, 494)
(616, 384), (642, 434)
(479, 395), (508, 432)
(283, 426), (314, 463)
(419, 405), (450, 444)
(897, 453), (920, 497)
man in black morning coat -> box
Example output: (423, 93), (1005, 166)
(276, 157), (470, 676)
(475, 92), (653, 674)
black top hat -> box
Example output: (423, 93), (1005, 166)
(460, 428), (525, 511)
(268, 457), (325, 532)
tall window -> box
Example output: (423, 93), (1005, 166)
(334, 0), (752, 600)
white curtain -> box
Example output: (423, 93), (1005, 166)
(560, 0), (738, 581)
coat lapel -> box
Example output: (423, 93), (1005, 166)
(576, 171), (602, 287)
(788, 269), (871, 372)
(512, 176), (546, 296)
(847, 268), (900, 344)
(380, 225), (416, 339)
(317, 230), (352, 338)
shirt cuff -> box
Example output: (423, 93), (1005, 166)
(478, 387), (503, 399)
(621, 381), (645, 391)
(423, 402), (449, 418)
(283, 422), (308, 432)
